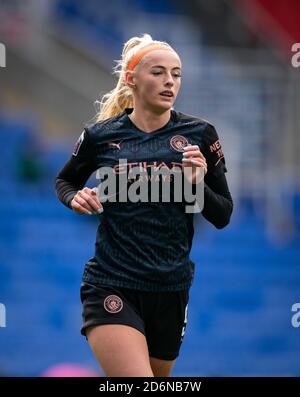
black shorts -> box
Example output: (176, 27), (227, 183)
(80, 282), (189, 361)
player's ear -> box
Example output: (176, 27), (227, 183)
(125, 70), (136, 89)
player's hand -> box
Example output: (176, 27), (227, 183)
(182, 144), (207, 184)
(71, 187), (103, 215)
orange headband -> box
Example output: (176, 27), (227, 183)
(127, 44), (173, 71)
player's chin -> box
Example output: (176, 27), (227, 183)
(156, 97), (174, 111)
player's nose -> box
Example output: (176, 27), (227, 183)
(164, 72), (175, 87)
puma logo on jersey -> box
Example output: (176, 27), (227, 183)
(108, 141), (122, 150)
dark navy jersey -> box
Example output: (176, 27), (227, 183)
(56, 108), (233, 291)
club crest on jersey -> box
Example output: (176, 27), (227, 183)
(104, 295), (123, 313)
(170, 135), (189, 152)
(72, 131), (85, 156)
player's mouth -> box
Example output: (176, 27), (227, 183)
(159, 90), (174, 100)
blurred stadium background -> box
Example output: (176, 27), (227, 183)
(0, 0), (300, 376)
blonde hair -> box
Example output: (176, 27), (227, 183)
(95, 33), (174, 122)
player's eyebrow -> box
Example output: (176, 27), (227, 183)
(150, 65), (181, 70)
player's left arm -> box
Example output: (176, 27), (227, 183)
(200, 123), (233, 229)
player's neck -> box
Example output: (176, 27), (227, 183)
(128, 107), (171, 133)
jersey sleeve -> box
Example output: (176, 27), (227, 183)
(72, 128), (95, 159)
(55, 128), (98, 208)
(201, 123), (228, 179)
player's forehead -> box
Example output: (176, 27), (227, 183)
(139, 49), (182, 70)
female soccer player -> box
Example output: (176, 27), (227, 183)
(55, 34), (233, 377)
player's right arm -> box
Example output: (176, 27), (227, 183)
(55, 129), (102, 215)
